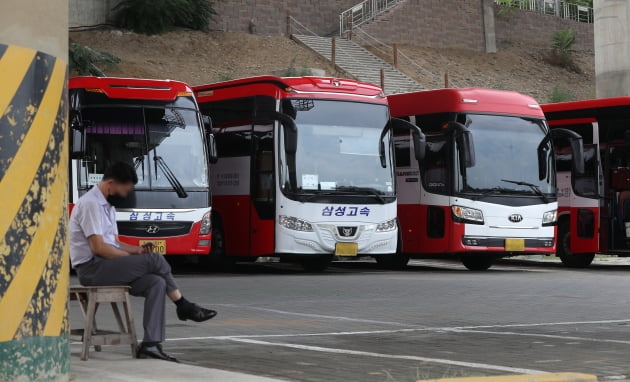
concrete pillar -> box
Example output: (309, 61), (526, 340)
(0, 0), (70, 381)
(482, 0), (498, 53)
(595, 0), (630, 98)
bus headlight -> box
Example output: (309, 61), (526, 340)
(279, 215), (313, 232)
(542, 210), (557, 226)
(376, 218), (397, 232)
(451, 205), (484, 225)
(199, 211), (212, 235)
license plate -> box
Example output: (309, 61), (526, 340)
(335, 242), (358, 256)
(139, 240), (166, 255)
(505, 238), (525, 252)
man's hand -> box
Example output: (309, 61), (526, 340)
(141, 243), (155, 254)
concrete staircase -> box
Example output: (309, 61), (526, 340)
(292, 34), (422, 95)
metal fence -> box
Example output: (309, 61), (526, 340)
(339, 0), (402, 36)
(495, 0), (593, 23)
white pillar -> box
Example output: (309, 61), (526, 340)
(595, 0), (630, 98)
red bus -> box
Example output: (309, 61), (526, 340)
(193, 76), (423, 271)
(543, 97), (630, 267)
(389, 88), (583, 270)
(69, 76), (217, 258)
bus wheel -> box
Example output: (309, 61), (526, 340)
(461, 254), (494, 271)
(301, 255), (332, 272)
(375, 254), (410, 269)
(204, 224), (235, 271)
(557, 220), (595, 268)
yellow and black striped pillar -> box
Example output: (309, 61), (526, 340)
(0, 1), (69, 381)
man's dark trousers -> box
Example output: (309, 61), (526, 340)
(75, 253), (179, 343)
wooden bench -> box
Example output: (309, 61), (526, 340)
(70, 285), (138, 361)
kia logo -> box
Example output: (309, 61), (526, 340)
(509, 214), (523, 223)
(145, 225), (160, 234)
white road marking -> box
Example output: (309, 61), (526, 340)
(167, 318), (630, 342)
(446, 328), (630, 345)
(212, 304), (420, 327)
(223, 337), (546, 375)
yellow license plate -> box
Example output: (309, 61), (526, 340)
(139, 240), (166, 255)
(335, 242), (358, 256)
(505, 238), (525, 252)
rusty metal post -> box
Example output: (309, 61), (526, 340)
(332, 37), (336, 69)
(380, 68), (385, 90)
(444, 72), (449, 88)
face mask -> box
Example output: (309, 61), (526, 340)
(106, 193), (126, 208)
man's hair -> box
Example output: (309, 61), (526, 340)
(103, 162), (138, 185)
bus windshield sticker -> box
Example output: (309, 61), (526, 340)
(87, 173), (103, 186)
(302, 174), (318, 190)
(320, 182), (336, 190)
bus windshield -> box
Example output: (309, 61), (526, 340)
(77, 103), (208, 191)
(456, 114), (554, 197)
(280, 99), (394, 201)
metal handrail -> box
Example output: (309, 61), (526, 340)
(339, 0), (402, 36)
(352, 27), (455, 88)
(287, 15), (319, 37)
(494, 0), (593, 23)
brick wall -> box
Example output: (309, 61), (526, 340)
(494, 6), (594, 51)
(360, 0), (487, 51)
(212, 0), (358, 36)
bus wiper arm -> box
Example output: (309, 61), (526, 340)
(336, 187), (386, 204)
(501, 179), (549, 204)
(154, 156), (188, 198)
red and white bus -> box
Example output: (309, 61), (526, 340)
(69, 76), (216, 258)
(543, 97), (630, 267)
(389, 88), (583, 270)
(193, 76), (423, 271)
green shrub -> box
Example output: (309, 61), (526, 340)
(114, 0), (216, 35)
(546, 29), (580, 72)
(69, 43), (121, 77)
(548, 84), (576, 103)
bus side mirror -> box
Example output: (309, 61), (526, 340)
(207, 133), (218, 164)
(70, 110), (85, 159)
(447, 122), (475, 170)
(550, 128), (584, 175)
(254, 111), (298, 155)
(381, 118), (426, 168)
(202, 115), (212, 132)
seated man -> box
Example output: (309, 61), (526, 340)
(69, 162), (216, 362)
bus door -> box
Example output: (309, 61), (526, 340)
(249, 123), (275, 256)
(603, 141), (630, 252)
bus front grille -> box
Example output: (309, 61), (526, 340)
(117, 221), (194, 237)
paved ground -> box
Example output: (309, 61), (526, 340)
(69, 258), (630, 381)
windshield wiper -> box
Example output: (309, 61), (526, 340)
(154, 156), (188, 198)
(337, 186), (386, 204)
(501, 179), (549, 204)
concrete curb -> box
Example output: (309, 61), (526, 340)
(417, 372), (598, 382)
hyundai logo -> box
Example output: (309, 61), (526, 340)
(508, 214), (523, 223)
(145, 225), (160, 234)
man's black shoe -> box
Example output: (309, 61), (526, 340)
(137, 343), (178, 363)
(177, 303), (217, 322)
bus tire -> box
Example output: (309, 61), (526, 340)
(375, 254), (410, 269)
(205, 220), (236, 271)
(461, 254), (494, 271)
(301, 255), (332, 272)
(557, 219), (595, 268)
